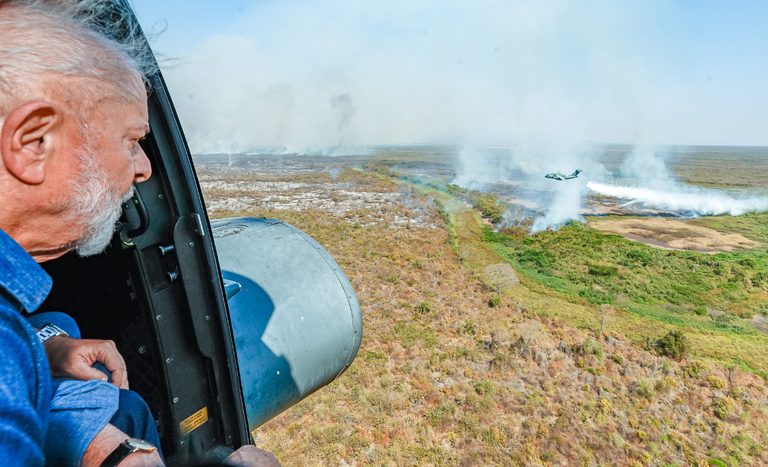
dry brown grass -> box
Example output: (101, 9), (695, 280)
(201, 165), (768, 466)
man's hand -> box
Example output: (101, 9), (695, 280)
(44, 336), (129, 389)
(225, 445), (280, 467)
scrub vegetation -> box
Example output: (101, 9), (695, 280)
(485, 216), (768, 375)
(198, 157), (768, 466)
(445, 183), (505, 224)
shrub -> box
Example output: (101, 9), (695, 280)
(469, 192), (504, 224)
(517, 248), (555, 270)
(586, 366), (603, 376)
(633, 379), (655, 399)
(712, 397), (737, 420)
(751, 271), (768, 289)
(656, 330), (690, 359)
(415, 301), (433, 314)
(361, 350), (387, 366)
(428, 402), (456, 427)
(580, 337), (603, 359)
(707, 375), (727, 390)
(655, 376), (677, 393)
(642, 336), (656, 352)
(729, 385), (748, 403)
(433, 199), (449, 224)
(588, 264), (618, 277)
(579, 288), (614, 305)
(624, 249), (652, 266)
(446, 183), (467, 196)
(395, 322), (437, 348)
(683, 361), (703, 378)
(714, 313), (737, 327)
(474, 380), (496, 396)
(460, 321), (476, 336)
(488, 294), (501, 308)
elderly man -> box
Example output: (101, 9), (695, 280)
(0, 2), (276, 466)
(0, 1), (166, 464)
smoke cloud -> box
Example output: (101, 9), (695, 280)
(587, 182), (768, 216)
(620, 146), (676, 188)
(134, 0), (768, 227)
(531, 181), (588, 232)
(452, 142), (607, 231)
(588, 146), (768, 216)
(137, 0), (768, 154)
(329, 93), (356, 151)
(453, 143), (768, 231)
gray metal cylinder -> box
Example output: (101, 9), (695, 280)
(211, 217), (362, 429)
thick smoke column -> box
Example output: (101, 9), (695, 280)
(453, 143), (606, 232)
(531, 180), (588, 232)
(329, 93), (356, 152)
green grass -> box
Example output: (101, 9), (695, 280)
(394, 321), (438, 348)
(479, 220), (768, 375)
(406, 175), (768, 375)
(688, 212), (768, 243)
(446, 184), (505, 223)
(486, 222), (768, 316)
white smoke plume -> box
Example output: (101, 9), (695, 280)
(588, 146), (768, 216)
(456, 143), (768, 232)
(531, 180), (588, 232)
(620, 146), (676, 188)
(587, 182), (768, 216)
(453, 141), (608, 231)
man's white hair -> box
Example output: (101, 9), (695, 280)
(0, 0), (154, 116)
(0, 1), (156, 256)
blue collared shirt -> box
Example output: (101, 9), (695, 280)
(0, 229), (53, 466)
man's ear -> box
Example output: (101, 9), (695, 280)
(0, 100), (61, 185)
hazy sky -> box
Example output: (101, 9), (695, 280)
(132, 0), (768, 152)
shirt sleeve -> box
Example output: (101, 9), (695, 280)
(0, 307), (50, 467)
(44, 379), (120, 465)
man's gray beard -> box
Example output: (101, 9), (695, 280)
(67, 152), (134, 257)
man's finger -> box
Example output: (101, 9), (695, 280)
(226, 445), (281, 467)
(109, 366), (129, 390)
(72, 364), (110, 383)
(94, 342), (129, 389)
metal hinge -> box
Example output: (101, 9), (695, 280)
(192, 213), (206, 237)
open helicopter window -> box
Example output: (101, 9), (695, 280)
(127, 2), (768, 465)
(37, 0), (362, 463)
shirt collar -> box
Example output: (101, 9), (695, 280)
(0, 229), (52, 313)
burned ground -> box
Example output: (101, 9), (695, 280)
(588, 217), (762, 253)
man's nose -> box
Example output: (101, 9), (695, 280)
(133, 145), (152, 183)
